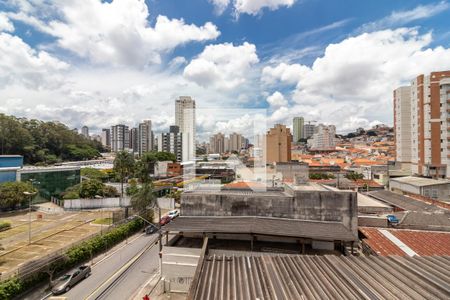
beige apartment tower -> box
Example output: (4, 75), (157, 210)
(394, 71), (450, 178)
(266, 124), (292, 164)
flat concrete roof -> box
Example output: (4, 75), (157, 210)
(285, 182), (329, 191)
(390, 176), (450, 187)
(357, 193), (391, 208)
(19, 165), (81, 173)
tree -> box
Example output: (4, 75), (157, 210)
(135, 152), (157, 183)
(0, 182), (37, 210)
(131, 182), (156, 219)
(79, 180), (104, 198)
(81, 168), (109, 182)
(345, 172), (364, 180)
(113, 151), (135, 199)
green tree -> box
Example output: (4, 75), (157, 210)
(126, 179), (139, 196)
(0, 182), (37, 210)
(131, 182), (156, 214)
(113, 151), (135, 199)
(79, 180), (104, 198)
(135, 152), (157, 183)
(345, 172), (364, 180)
(81, 168), (109, 182)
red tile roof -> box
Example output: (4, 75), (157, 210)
(360, 227), (450, 256)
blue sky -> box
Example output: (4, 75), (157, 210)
(1, 0), (450, 138)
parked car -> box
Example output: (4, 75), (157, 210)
(387, 215), (399, 225)
(167, 210), (180, 219)
(52, 265), (91, 295)
(159, 215), (172, 226)
(145, 224), (159, 234)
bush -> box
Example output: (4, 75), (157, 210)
(0, 222), (11, 232)
(0, 278), (23, 300)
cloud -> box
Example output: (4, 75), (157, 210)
(7, 0), (220, 67)
(360, 1), (450, 32)
(0, 32), (69, 89)
(209, 0), (231, 15)
(0, 14), (14, 32)
(234, 0), (296, 16)
(262, 62), (309, 85)
(266, 91), (287, 107)
(183, 42), (259, 90)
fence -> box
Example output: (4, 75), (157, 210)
(63, 197), (131, 210)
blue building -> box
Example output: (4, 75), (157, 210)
(0, 155), (23, 183)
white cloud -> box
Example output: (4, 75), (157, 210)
(360, 1), (450, 32)
(0, 14), (14, 32)
(262, 62), (309, 85)
(7, 0), (220, 67)
(266, 91), (287, 107)
(209, 0), (231, 15)
(234, 0), (296, 16)
(183, 42), (259, 90)
(0, 32), (69, 89)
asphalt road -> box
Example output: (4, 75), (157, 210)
(55, 232), (160, 300)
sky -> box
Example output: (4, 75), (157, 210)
(1, 0), (450, 140)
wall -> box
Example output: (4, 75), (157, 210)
(157, 197), (175, 210)
(64, 197), (130, 209)
(162, 246), (201, 293)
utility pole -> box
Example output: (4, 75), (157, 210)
(23, 179), (38, 245)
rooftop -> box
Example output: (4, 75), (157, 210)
(367, 190), (445, 212)
(190, 254), (450, 300)
(163, 216), (356, 241)
(390, 176), (450, 187)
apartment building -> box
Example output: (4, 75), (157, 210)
(394, 71), (450, 178)
(157, 126), (183, 162)
(110, 124), (129, 152)
(307, 124), (336, 151)
(175, 96), (196, 162)
(293, 117), (304, 144)
(266, 124), (292, 164)
(138, 120), (153, 156)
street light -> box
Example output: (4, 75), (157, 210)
(23, 191), (37, 244)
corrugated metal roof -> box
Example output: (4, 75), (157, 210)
(191, 255), (450, 300)
(367, 190), (445, 212)
(390, 176), (450, 187)
(163, 216), (357, 241)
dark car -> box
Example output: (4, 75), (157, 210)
(159, 216), (171, 226)
(52, 265), (91, 295)
(145, 224), (159, 234)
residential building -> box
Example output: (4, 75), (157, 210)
(304, 123), (316, 139)
(101, 128), (111, 148)
(81, 126), (89, 138)
(90, 134), (101, 143)
(389, 176), (450, 201)
(129, 127), (139, 153)
(175, 96), (196, 162)
(157, 125), (183, 162)
(394, 86), (412, 170)
(110, 124), (129, 152)
(209, 132), (225, 154)
(307, 124), (336, 150)
(266, 124), (292, 164)
(394, 71), (450, 178)
(293, 116), (304, 143)
(138, 120), (153, 156)
(229, 132), (244, 152)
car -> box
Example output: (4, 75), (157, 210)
(52, 265), (91, 295)
(145, 224), (159, 234)
(159, 215), (172, 226)
(167, 210), (180, 219)
(387, 215), (399, 224)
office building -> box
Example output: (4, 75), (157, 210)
(110, 124), (129, 152)
(266, 124), (292, 164)
(157, 126), (183, 162)
(81, 126), (89, 138)
(138, 120), (153, 156)
(130, 127), (139, 153)
(293, 117), (304, 143)
(394, 71), (450, 178)
(209, 133), (225, 154)
(307, 124), (336, 150)
(101, 128), (111, 148)
(175, 96), (196, 162)
(304, 123), (315, 139)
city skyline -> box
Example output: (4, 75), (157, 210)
(1, 1), (450, 136)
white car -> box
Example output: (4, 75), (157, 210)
(167, 210), (180, 219)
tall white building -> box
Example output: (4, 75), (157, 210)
(81, 126), (89, 138)
(138, 120), (153, 156)
(394, 71), (450, 178)
(111, 125), (129, 152)
(175, 96), (196, 162)
(304, 124), (316, 139)
(307, 124), (336, 150)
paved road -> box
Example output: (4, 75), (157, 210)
(54, 232), (160, 300)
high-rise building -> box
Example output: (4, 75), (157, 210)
(111, 124), (129, 152)
(81, 126), (89, 138)
(394, 86), (412, 167)
(138, 120), (153, 156)
(394, 71), (450, 178)
(209, 133), (225, 154)
(266, 124), (292, 164)
(307, 124), (336, 150)
(175, 96), (196, 162)
(293, 117), (304, 143)
(229, 132), (244, 152)
(101, 128), (111, 148)
(157, 125), (183, 162)
(304, 124), (315, 139)
(130, 127), (139, 154)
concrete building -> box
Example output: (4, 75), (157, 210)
(175, 96), (196, 162)
(138, 120), (153, 156)
(229, 132), (244, 152)
(307, 124), (336, 150)
(304, 123), (316, 139)
(0, 155), (23, 183)
(275, 161), (309, 184)
(129, 127), (139, 154)
(266, 124), (292, 164)
(157, 126), (183, 162)
(81, 126), (89, 138)
(293, 116), (304, 144)
(110, 124), (129, 152)
(389, 176), (450, 202)
(209, 133), (225, 154)
(101, 128), (111, 148)
(395, 71), (450, 178)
